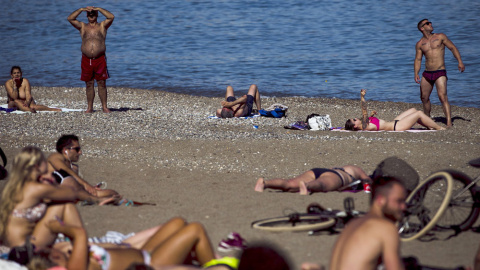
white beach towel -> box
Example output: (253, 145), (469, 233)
(0, 104), (82, 113)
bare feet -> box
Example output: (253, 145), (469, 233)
(102, 107), (111, 113)
(98, 195), (122, 205)
(301, 262), (324, 270)
(85, 108), (94, 113)
(299, 181), (310, 195)
(254, 178), (265, 192)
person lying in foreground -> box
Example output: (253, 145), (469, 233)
(5, 66), (61, 113)
(215, 84), (261, 118)
(255, 165), (371, 195)
(344, 89), (445, 131)
(26, 217), (230, 270)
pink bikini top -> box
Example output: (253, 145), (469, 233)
(12, 203), (47, 222)
(369, 117), (380, 131)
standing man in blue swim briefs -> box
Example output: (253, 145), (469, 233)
(68, 6), (114, 113)
(414, 19), (465, 128)
(216, 84), (262, 118)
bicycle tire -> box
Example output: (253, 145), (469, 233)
(252, 214), (336, 232)
(399, 171), (453, 242)
(435, 169), (480, 231)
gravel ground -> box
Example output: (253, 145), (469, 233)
(1, 86), (480, 269)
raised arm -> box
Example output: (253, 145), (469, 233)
(443, 35), (465, 72)
(221, 95), (247, 108)
(5, 79), (18, 101)
(47, 220), (88, 270)
(93, 7), (115, 29)
(360, 89), (369, 130)
(67, 8), (86, 30)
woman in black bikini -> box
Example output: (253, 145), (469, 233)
(344, 89), (445, 131)
(254, 165), (371, 195)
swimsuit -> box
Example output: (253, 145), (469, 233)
(90, 245), (151, 270)
(369, 117), (380, 131)
(81, 53), (110, 82)
(310, 168), (355, 187)
(244, 94), (254, 116)
(225, 95), (254, 116)
(394, 120), (399, 131)
(422, 69), (447, 85)
(12, 203), (47, 222)
(52, 169), (72, 185)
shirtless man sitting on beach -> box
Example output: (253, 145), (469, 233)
(216, 84), (262, 118)
(254, 165), (371, 195)
(4, 66), (61, 113)
(302, 176), (406, 270)
(47, 134), (119, 199)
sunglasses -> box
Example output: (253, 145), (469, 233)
(421, 21), (432, 27)
(68, 147), (81, 152)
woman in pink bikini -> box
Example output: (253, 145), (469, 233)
(345, 89), (445, 131)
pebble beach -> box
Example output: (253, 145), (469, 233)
(1, 85), (480, 269)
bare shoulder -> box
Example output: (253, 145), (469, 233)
(48, 152), (64, 164)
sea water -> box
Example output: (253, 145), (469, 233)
(1, 0), (479, 108)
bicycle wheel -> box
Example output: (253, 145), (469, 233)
(435, 169), (480, 231)
(252, 214), (336, 232)
(398, 171), (453, 242)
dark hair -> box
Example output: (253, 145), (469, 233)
(370, 176), (405, 204)
(10, 66), (22, 75)
(125, 262), (155, 270)
(345, 119), (355, 130)
(417, 18), (428, 31)
(87, 10), (98, 17)
(220, 107), (234, 118)
(56, 134), (79, 153)
(238, 242), (291, 270)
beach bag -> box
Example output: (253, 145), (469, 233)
(259, 103), (288, 118)
(306, 114), (332, 131)
(284, 121), (309, 130)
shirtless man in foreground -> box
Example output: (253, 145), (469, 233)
(68, 6), (114, 113)
(332, 177), (405, 270)
(215, 84), (262, 118)
(255, 165), (371, 195)
(414, 19), (465, 127)
(47, 134), (119, 200)
(5, 66), (61, 113)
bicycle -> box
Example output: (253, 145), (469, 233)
(251, 157), (480, 242)
(251, 197), (364, 233)
(398, 157), (480, 241)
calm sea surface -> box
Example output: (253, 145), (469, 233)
(1, 0), (479, 108)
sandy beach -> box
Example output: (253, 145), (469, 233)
(1, 85), (480, 269)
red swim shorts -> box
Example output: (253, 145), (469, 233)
(81, 54), (110, 81)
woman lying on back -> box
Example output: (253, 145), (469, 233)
(344, 89), (445, 131)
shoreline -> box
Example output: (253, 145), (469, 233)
(1, 86), (480, 269)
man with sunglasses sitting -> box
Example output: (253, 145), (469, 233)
(47, 134), (119, 200)
(414, 19), (465, 128)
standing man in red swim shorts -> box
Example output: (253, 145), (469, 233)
(68, 6), (114, 113)
(414, 19), (465, 127)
